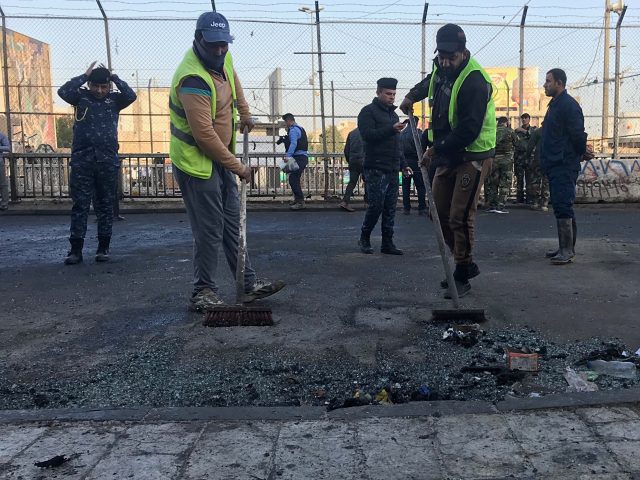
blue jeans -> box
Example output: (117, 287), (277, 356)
(288, 155), (308, 201)
(546, 165), (579, 219)
(361, 168), (398, 237)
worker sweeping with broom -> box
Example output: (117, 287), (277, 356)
(169, 11), (285, 313)
(400, 23), (496, 298)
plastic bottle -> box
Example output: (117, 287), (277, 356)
(586, 360), (637, 379)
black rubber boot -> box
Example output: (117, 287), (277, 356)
(550, 218), (575, 265)
(381, 236), (403, 255)
(546, 218), (576, 258)
(441, 262), (479, 289)
(95, 236), (111, 262)
(358, 232), (374, 254)
(64, 238), (84, 265)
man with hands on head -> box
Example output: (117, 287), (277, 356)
(58, 61), (136, 265)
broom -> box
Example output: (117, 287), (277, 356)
(203, 126), (274, 327)
(407, 115), (486, 323)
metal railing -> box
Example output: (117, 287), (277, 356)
(2, 152), (365, 201)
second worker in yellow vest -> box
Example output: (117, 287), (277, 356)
(399, 23), (496, 298)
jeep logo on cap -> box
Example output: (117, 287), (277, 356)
(210, 21), (226, 28)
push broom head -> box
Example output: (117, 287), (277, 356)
(431, 309), (487, 323)
(203, 305), (274, 327)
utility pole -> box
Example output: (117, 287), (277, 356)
(613, 5), (627, 159)
(147, 78), (154, 153)
(210, 0), (216, 11)
(518, 5), (528, 118)
(602, 0), (611, 146)
(298, 6), (320, 135)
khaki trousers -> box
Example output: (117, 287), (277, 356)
(432, 159), (492, 264)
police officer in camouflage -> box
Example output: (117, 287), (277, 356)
(484, 116), (516, 212)
(58, 62), (137, 265)
(524, 126), (549, 211)
(513, 113), (536, 204)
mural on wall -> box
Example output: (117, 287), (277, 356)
(578, 158), (640, 202)
(0, 29), (55, 150)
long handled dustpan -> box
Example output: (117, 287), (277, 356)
(407, 115), (485, 322)
(203, 127), (274, 327)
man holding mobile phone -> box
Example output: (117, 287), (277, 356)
(357, 77), (412, 255)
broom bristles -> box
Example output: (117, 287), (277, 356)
(203, 306), (273, 327)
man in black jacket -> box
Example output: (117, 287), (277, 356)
(399, 24), (496, 297)
(357, 77), (411, 255)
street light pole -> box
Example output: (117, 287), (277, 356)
(299, 5), (323, 136)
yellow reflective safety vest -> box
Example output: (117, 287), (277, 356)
(169, 49), (238, 179)
(427, 57), (496, 153)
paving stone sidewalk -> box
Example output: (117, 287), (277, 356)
(1, 404), (639, 479)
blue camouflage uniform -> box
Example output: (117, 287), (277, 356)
(58, 74), (136, 240)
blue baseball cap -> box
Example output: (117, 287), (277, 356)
(196, 12), (233, 44)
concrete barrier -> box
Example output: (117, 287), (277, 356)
(578, 158), (640, 203)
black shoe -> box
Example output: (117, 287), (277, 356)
(441, 262), (480, 289)
(403, 209), (410, 215)
(64, 238), (84, 265)
(358, 233), (374, 254)
(381, 237), (403, 255)
(418, 209), (428, 216)
(95, 236), (111, 262)
(444, 280), (471, 298)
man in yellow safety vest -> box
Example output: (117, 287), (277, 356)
(400, 23), (496, 298)
(169, 12), (284, 312)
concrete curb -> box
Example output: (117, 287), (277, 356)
(1, 202), (638, 216)
(1, 388), (638, 424)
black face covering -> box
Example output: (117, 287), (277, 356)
(193, 37), (226, 73)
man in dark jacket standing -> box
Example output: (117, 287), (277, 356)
(340, 127), (367, 212)
(399, 24), (496, 297)
(357, 77), (411, 255)
(539, 68), (589, 265)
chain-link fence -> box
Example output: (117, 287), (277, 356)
(2, 7), (640, 202)
(3, 9), (640, 154)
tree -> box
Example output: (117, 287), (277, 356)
(309, 126), (345, 155)
(55, 115), (74, 149)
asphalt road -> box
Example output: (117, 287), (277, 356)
(0, 206), (638, 410)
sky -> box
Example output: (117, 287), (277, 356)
(5, 0), (640, 134)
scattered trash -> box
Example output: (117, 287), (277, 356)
(34, 455), (70, 469)
(495, 369), (526, 386)
(586, 371), (599, 382)
(575, 343), (626, 366)
(586, 360), (637, 379)
(410, 385), (439, 401)
(635, 347), (640, 356)
(564, 367), (598, 392)
(506, 348), (539, 372)
(375, 388), (391, 404)
(442, 324), (483, 348)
